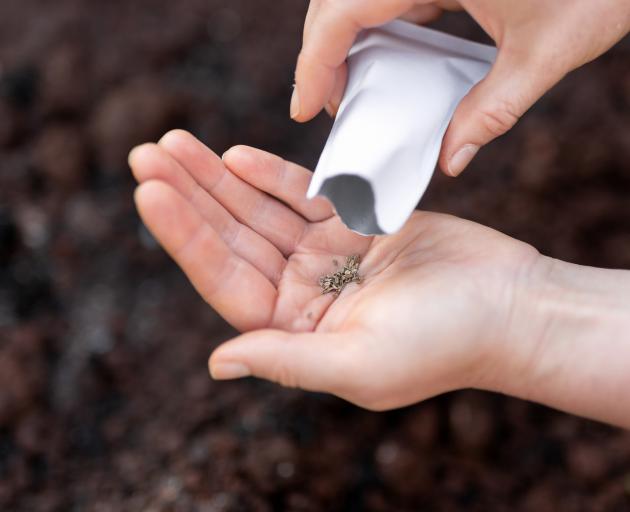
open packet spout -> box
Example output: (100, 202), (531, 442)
(307, 20), (497, 235)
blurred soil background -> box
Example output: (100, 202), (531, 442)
(1, 0), (630, 510)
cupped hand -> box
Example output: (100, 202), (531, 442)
(129, 131), (541, 410)
(292, 0), (630, 176)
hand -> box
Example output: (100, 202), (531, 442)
(292, 0), (630, 176)
(128, 130), (541, 410)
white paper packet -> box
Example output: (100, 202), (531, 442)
(307, 20), (497, 235)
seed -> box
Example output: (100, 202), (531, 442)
(318, 255), (363, 297)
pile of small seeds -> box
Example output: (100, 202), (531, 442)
(319, 255), (362, 297)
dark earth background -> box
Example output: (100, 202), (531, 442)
(1, 0), (630, 510)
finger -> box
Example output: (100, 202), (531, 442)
(439, 49), (561, 176)
(293, 0), (416, 122)
(129, 143), (286, 286)
(209, 328), (360, 395)
(222, 145), (334, 222)
(134, 180), (276, 331)
(158, 130), (307, 256)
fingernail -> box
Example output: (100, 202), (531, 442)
(210, 361), (251, 380)
(448, 144), (479, 177)
(290, 84), (300, 119)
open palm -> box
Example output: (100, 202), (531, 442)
(130, 130), (539, 410)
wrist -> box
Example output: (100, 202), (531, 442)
(489, 255), (630, 426)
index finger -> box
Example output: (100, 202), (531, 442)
(293, 0), (416, 122)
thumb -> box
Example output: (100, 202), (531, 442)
(209, 329), (358, 394)
(439, 50), (562, 177)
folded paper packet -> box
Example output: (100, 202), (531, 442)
(307, 20), (497, 235)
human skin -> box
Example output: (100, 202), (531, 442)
(291, 0), (630, 176)
(129, 131), (630, 428)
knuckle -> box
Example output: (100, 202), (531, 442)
(270, 361), (299, 390)
(478, 101), (521, 138)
